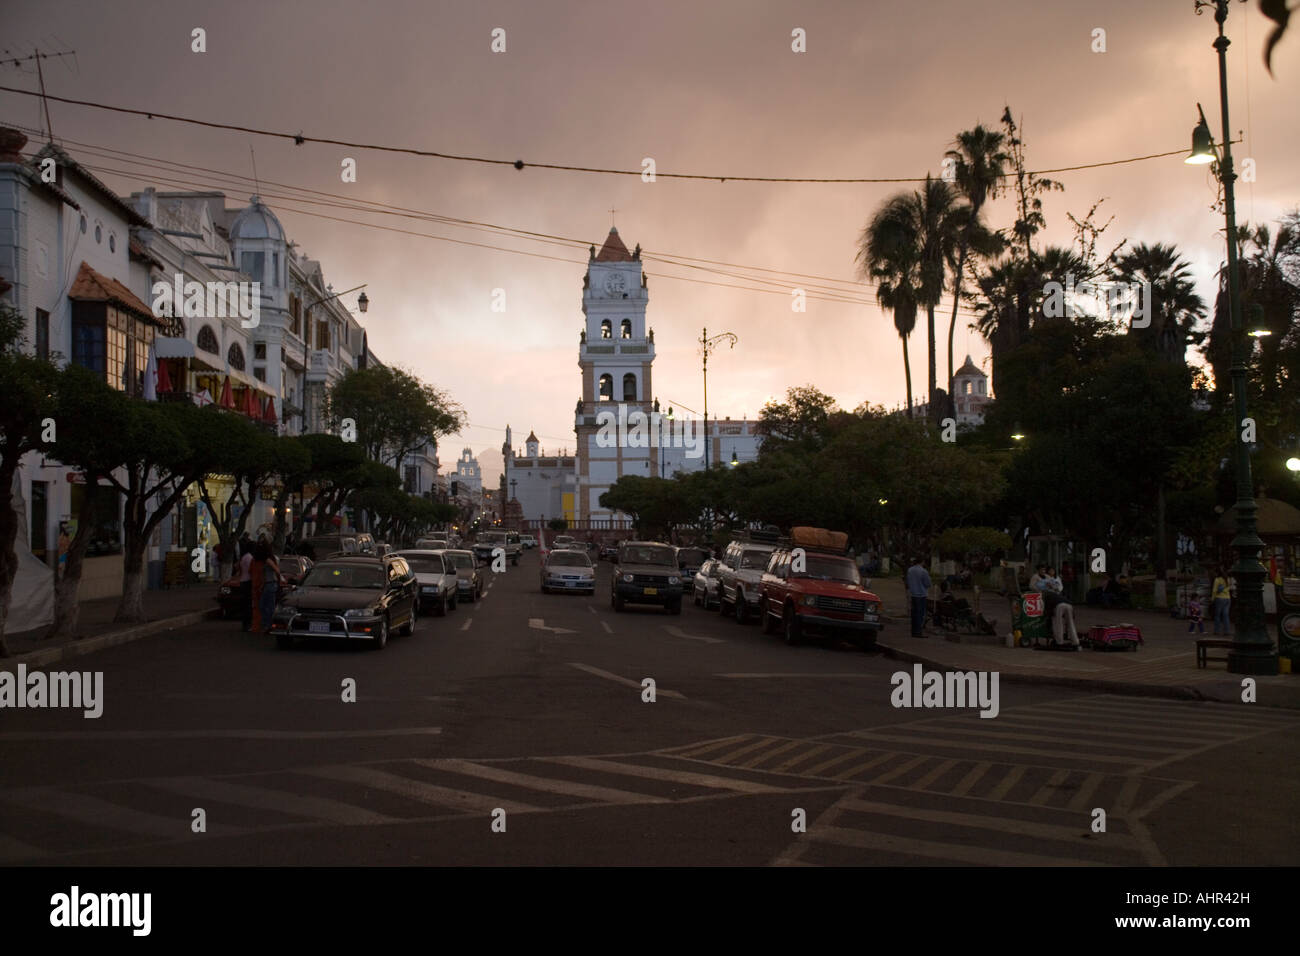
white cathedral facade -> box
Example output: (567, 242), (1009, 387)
(502, 226), (763, 529)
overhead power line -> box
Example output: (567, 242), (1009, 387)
(1, 84), (1200, 184)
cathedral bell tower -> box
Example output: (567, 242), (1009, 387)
(575, 227), (656, 523)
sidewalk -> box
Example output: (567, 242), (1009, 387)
(1, 585), (219, 670)
(867, 574), (1300, 709)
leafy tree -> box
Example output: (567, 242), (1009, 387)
(193, 413), (274, 577)
(326, 365), (465, 470)
(1111, 243), (1206, 366)
(755, 386), (839, 453)
(858, 202), (923, 416)
(0, 303), (60, 653)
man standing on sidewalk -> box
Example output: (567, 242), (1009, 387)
(906, 556), (932, 638)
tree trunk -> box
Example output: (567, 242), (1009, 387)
(114, 531), (149, 624)
(0, 457), (20, 656)
(273, 485), (291, 553)
(46, 480), (99, 640)
(926, 304), (937, 422)
(901, 337), (914, 419)
(1153, 483), (1168, 609)
(947, 244), (969, 421)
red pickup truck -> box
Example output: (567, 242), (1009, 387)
(757, 529), (883, 649)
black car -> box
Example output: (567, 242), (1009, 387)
(674, 547), (710, 594)
(611, 541), (683, 614)
(270, 555), (418, 650)
(599, 542), (620, 562)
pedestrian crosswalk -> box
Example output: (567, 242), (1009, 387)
(0, 695), (1290, 865)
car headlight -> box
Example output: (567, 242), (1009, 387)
(668, 576), (680, 585)
(622, 573), (633, 583)
(867, 602), (880, 613)
(802, 595), (818, 606)
(220, 586), (232, 595)
(344, 608), (374, 618)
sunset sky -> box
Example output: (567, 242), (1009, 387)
(5, 0), (1296, 487)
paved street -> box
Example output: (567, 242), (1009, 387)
(3, 549), (1297, 867)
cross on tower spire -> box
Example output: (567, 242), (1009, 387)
(609, 206), (617, 228)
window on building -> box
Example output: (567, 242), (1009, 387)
(623, 373), (636, 401)
(290, 295), (301, 336)
(271, 252), (279, 286)
(108, 234), (116, 254)
(253, 366), (266, 382)
(598, 374), (613, 401)
(600, 320), (611, 339)
(94, 224), (102, 244)
(254, 342), (266, 360)
(35, 308), (49, 360)
(72, 303), (154, 395)
(620, 319), (631, 339)
(70, 483), (122, 556)
(317, 320), (330, 351)
(240, 251), (264, 283)
(405, 466), (419, 494)
(228, 343), (246, 371)
(963, 381), (972, 395)
(197, 324), (219, 355)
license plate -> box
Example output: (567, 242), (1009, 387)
(308, 620), (330, 634)
(863, 614), (879, 624)
(643, 587), (658, 596)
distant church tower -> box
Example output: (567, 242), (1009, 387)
(575, 227), (655, 523)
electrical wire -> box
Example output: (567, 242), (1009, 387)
(1, 83), (1203, 185)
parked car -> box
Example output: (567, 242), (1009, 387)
(541, 548), (596, 594)
(692, 559), (725, 610)
(298, 534), (359, 562)
(443, 549), (484, 603)
(393, 549), (460, 615)
(718, 535), (782, 623)
(599, 542), (620, 562)
(416, 534), (449, 550)
(520, 534), (537, 550)
(674, 547), (710, 594)
(216, 554), (313, 617)
(757, 528), (883, 648)
(611, 541), (683, 614)
(473, 530), (521, 566)
(270, 555), (418, 650)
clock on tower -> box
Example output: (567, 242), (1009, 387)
(603, 273), (627, 296)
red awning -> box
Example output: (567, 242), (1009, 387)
(242, 387), (260, 418)
(262, 396), (278, 425)
(218, 376), (235, 409)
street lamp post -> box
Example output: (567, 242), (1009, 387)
(1187, 0), (1276, 675)
(700, 327), (738, 469)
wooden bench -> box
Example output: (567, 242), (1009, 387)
(1196, 638), (1235, 669)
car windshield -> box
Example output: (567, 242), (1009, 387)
(549, 552), (592, 567)
(302, 565), (385, 589)
(279, 557), (306, 574)
(447, 553), (475, 570)
(794, 556), (862, 585)
(740, 549), (771, 569)
(677, 549), (709, 566)
(622, 546), (676, 566)
(400, 555), (445, 574)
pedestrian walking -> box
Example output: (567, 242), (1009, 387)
(259, 546), (287, 635)
(1187, 593), (1206, 634)
(905, 555), (932, 638)
(1211, 565), (1232, 634)
(238, 539), (255, 632)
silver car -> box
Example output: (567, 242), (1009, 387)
(394, 549), (459, 616)
(540, 549), (595, 594)
(693, 559), (724, 609)
(443, 549), (484, 603)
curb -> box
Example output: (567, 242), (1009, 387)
(876, 641), (1300, 711)
(0, 609), (219, 671)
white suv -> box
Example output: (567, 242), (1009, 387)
(718, 539), (779, 624)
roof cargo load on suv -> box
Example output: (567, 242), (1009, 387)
(790, 527), (848, 552)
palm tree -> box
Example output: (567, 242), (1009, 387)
(1111, 243), (1205, 366)
(858, 203), (924, 418)
(944, 125), (1009, 414)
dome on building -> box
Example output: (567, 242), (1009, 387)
(229, 196), (285, 242)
